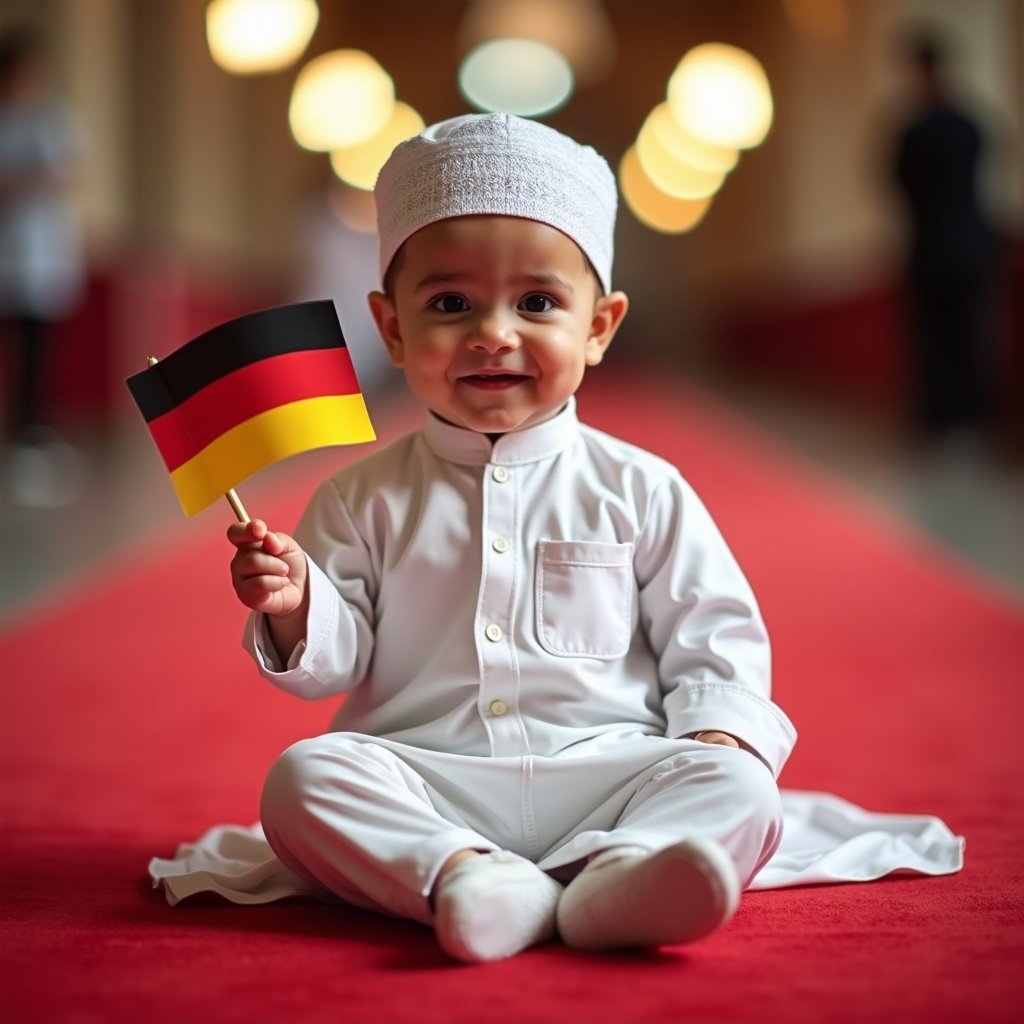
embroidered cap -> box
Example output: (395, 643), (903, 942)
(374, 113), (617, 293)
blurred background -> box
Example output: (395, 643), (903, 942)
(1, 0), (1021, 616)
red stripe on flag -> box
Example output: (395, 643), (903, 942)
(148, 347), (362, 472)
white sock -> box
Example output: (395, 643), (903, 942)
(434, 851), (564, 963)
(556, 837), (740, 951)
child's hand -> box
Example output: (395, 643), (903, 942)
(228, 518), (309, 619)
(692, 731), (740, 749)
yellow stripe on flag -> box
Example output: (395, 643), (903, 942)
(168, 393), (376, 516)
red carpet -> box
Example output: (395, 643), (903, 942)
(3, 372), (1023, 1023)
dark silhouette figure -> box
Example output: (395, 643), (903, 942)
(892, 31), (995, 438)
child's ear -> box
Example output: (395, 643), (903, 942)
(585, 290), (629, 366)
(368, 291), (405, 367)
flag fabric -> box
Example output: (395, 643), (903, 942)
(126, 300), (376, 516)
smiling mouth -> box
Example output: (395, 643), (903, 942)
(460, 373), (528, 389)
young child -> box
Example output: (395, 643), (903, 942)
(226, 113), (796, 963)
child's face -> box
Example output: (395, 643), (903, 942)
(369, 216), (628, 434)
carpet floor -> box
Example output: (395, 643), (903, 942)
(2, 372), (1022, 1024)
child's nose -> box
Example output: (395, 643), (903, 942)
(468, 312), (519, 352)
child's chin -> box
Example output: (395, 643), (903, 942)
(463, 411), (532, 434)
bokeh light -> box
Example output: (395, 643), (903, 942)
(459, 38), (574, 117)
(641, 102), (738, 175)
(458, 0), (615, 87)
(330, 101), (425, 191)
(206, 0), (318, 75)
(668, 43), (773, 149)
(289, 49), (394, 151)
(636, 110), (728, 199)
(619, 146), (713, 234)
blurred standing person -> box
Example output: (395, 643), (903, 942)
(892, 30), (996, 442)
(0, 26), (87, 506)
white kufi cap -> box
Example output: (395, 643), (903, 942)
(374, 113), (617, 293)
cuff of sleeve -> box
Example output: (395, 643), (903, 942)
(250, 616), (307, 673)
(666, 683), (797, 777)
(248, 555), (337, 677)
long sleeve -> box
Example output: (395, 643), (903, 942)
(634, 474), (797, 776)
(243, 478), (377, 700)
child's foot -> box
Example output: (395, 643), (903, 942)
(556, 836), (740, 951)
(433, 851), (564, 963)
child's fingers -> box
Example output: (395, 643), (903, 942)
(257, 529), (288, 556)
(235, 550), (290, 580)
(227, 518), (268, 549)
(236, 572), (290, 600)
(227, 521), (304, 615)
(234, 574), (297, 614)
(227, 519), (293, 559)
(235, 557), (307, 612)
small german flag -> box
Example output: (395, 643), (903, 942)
(126, 300), (376, 517)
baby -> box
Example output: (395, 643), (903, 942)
(227, 113), (796, 962)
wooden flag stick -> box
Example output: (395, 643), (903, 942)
(224, 489), (251, 524)
(146, 356), (250, 524)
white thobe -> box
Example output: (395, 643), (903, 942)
(255, 397), (795, 762)
(149, 400), (964, 916)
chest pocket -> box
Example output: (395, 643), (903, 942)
(535, 540), (635, 659)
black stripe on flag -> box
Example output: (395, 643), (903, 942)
(126, 300), (348, 422)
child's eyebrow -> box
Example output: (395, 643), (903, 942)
(413, 272), (472, 291)
(517, 272), (575, 293)
(413, 271), (575, 293)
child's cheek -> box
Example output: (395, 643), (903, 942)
(422, 336), (462, 365)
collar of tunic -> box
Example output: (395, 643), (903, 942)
(421, 398), (579, 467)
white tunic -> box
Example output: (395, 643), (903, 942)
(149, 400), (964, 905)
(249, 398), (796, 774)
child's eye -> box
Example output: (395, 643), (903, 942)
(429, 294), (469, 313)
(519, 293), (555, 314)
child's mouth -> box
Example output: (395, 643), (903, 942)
(461, 374), (528, 390)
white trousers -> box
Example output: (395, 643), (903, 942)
(259, 733), (784, 926)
